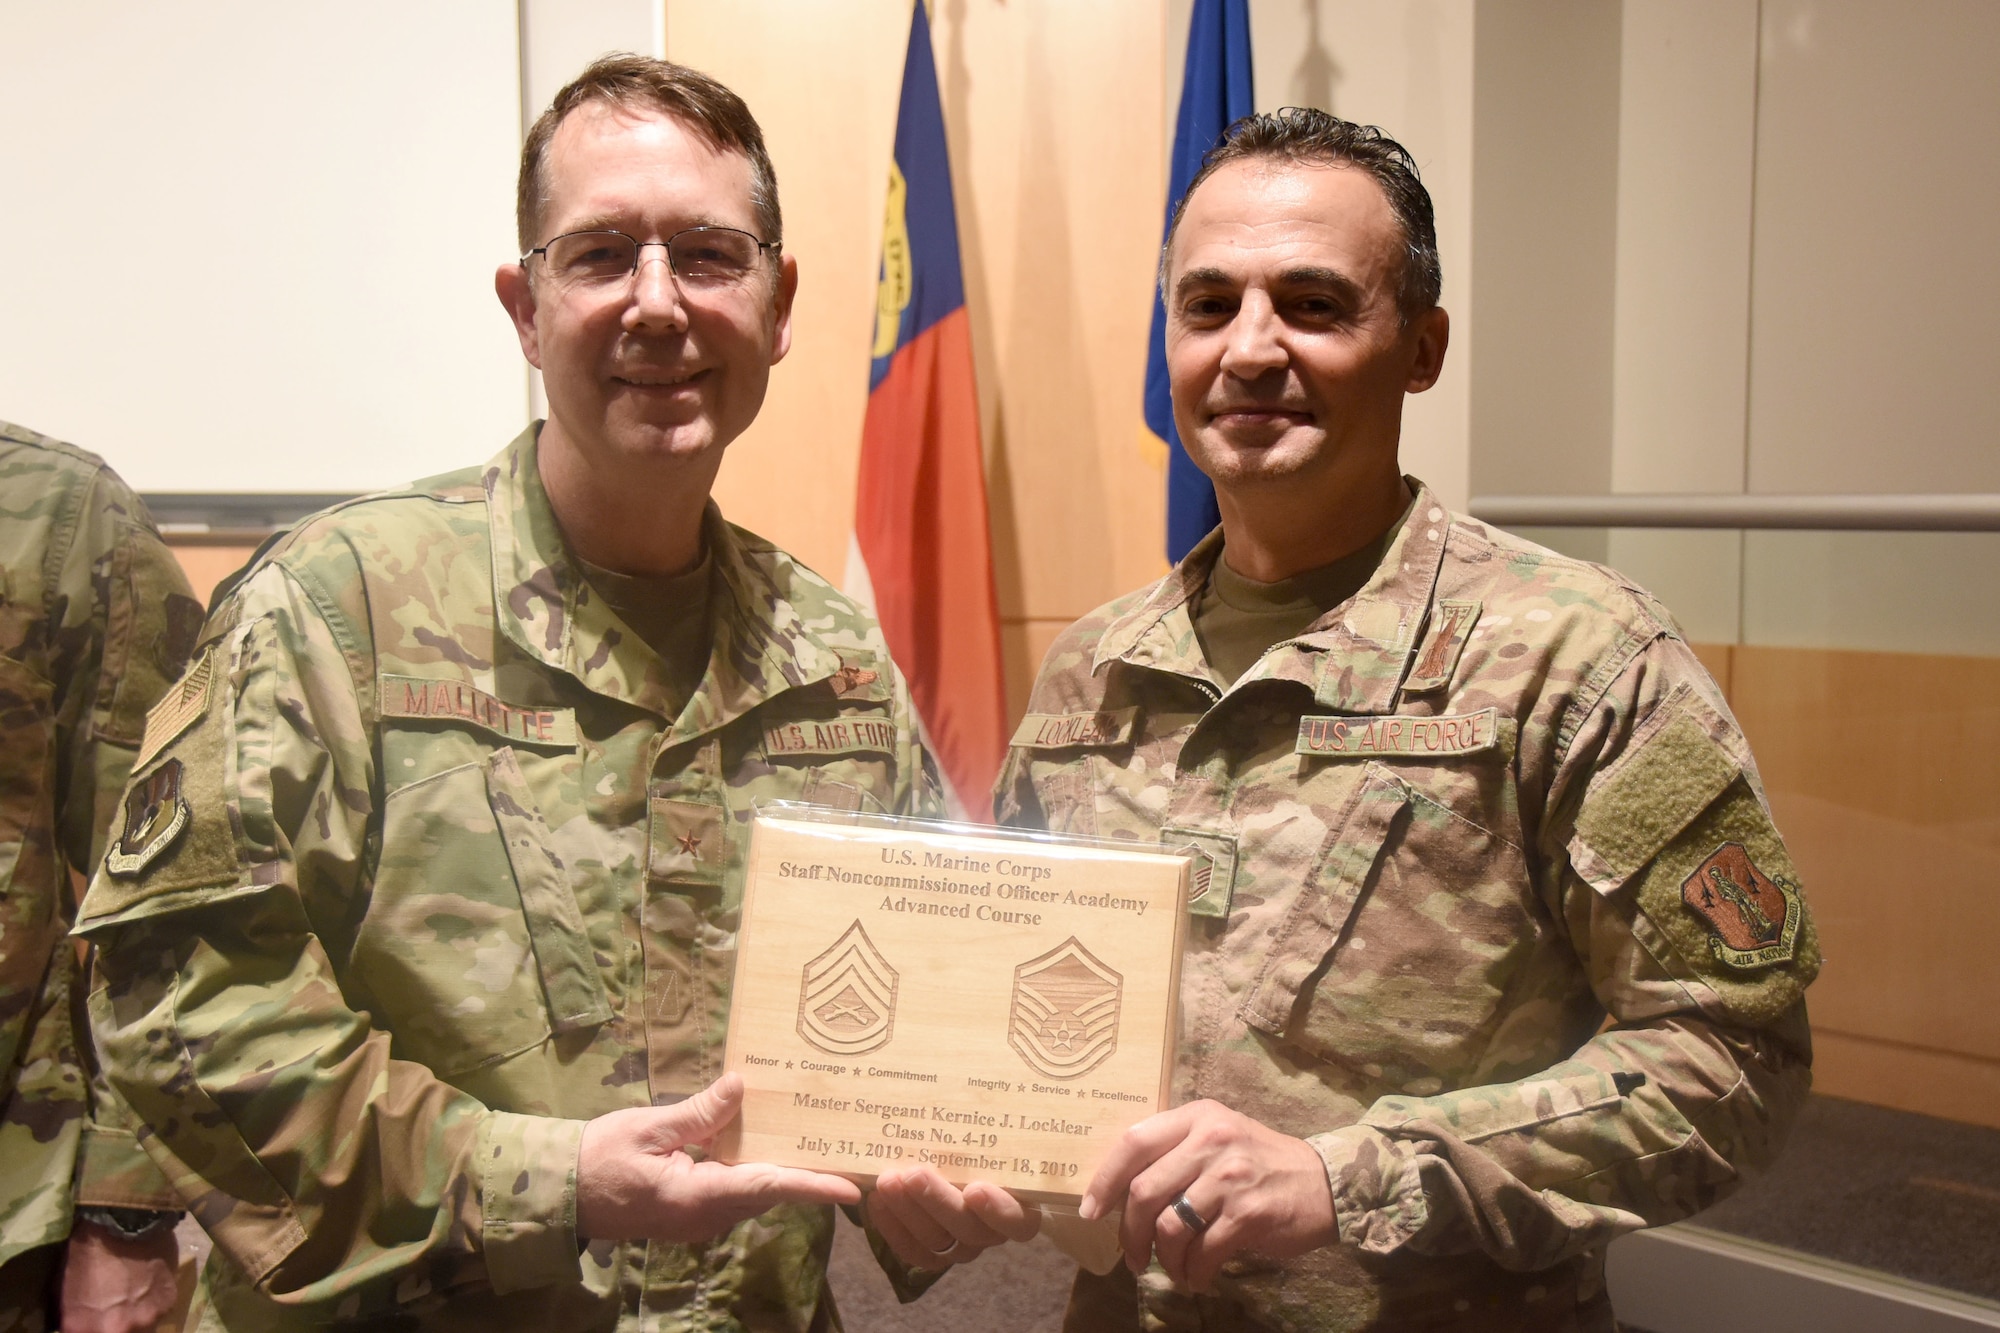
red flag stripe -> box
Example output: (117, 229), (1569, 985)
(855, 307), (1006, 817)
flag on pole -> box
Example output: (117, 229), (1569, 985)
(1146, 0), (1255, 564)
(847, 0), (1006, 821)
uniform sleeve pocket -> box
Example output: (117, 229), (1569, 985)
(1241, 764), (1412, 1036)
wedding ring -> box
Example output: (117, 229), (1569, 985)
(1170, 1193), (1212, 1235)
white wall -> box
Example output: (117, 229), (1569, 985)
(1242, 0), (1478, 512)
(0, 3), (526, 494)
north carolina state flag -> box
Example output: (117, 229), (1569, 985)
(845, 0), (1005, 820)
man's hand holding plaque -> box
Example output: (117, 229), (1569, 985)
(866, 1167), (1042, 1270)
(577, 1073), (863, 1243)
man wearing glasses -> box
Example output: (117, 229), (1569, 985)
(78, 57), (941, 1331)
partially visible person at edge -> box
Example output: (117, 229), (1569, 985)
(877, 108), (1821, 1331)
(73, 57), (1027, 1331)
(1, 420), (204, 1333)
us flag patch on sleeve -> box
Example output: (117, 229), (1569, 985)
(133, 647), (213, 770)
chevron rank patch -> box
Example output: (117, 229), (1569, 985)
(1403, 599), (1481, 693)
(1160, 825), (1238, 920)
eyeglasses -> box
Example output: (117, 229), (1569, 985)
(523, 227), (780, 292)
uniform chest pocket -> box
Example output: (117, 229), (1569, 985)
(0, 657), (54, 905)
(358, 745), (610, 1078)
(1240, 760), (1542, 1089)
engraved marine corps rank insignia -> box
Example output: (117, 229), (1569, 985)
(104, 759), (191, 879)
(1680, 841), (1802, 970)
(798, 921), (899, 1056)
(1009, 937), (1122, 1079)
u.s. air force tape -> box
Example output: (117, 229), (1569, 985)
(1295, 708), (1498, 759)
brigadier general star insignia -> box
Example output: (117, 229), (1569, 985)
(105, 759), (191, 879)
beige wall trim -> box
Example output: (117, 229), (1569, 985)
(1473, 494), (2000, 531)
(1607, 1224), (2000, 1332)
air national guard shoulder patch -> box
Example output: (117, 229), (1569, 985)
(1680, 841), (1803, 970)
(105, 759), (191, 879)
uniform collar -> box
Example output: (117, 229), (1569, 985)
(483, 425), (856, 734)
(1094, 477), (1452, 715)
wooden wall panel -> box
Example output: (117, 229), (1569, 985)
(1726, 643), (2000, 1129)
(169, 544), (258, 610)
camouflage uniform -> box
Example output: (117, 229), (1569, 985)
(1, 423), (198, 1327)
(76, 427), (938, 1331)
(998, 484), (1819, 1332)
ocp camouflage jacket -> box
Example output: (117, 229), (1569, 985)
(77, 427), (938, 1331)
(1, 423), (195, 1269)
(997, 483), (1819, 1333)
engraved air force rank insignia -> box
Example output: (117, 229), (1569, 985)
(798, 921), (899, 1056)
(105, 759), (191, 879)
(1681, 841), (1802, 970)
(1009, 937), (1122, 1080)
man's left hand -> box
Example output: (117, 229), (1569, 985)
(1079, 1099), (1338, 1292)
(60, 1219), (180, 1333)
(867, 1166), (1040, 1271)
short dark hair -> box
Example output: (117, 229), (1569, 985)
(516, 54), (782, 254)
(1163, 107), (1441, 319)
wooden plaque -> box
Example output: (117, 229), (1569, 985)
(715, 812), (1189, 1204)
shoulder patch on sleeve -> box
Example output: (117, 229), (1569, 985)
(1568, 696), (1820, 1023)
(132, 646), (214, 771)
(103, 758), (191, 878)
(1680, 840), (1804, 971)
(78, 642), (246, 930)
(1627, 775), (1820, 1023)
